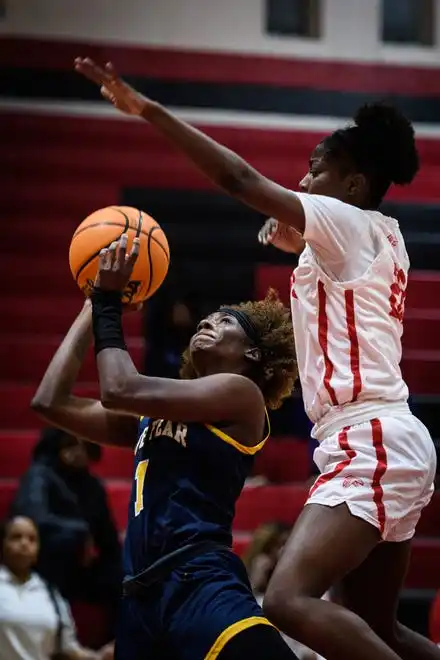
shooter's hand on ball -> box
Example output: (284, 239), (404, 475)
(74, 58), (154, 116)
(95, 234), (140, 292)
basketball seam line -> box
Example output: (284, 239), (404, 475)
(145, 225), (155, 297)
(136, 209), (143, 238)
(74, 213), (130, 281)
(73, 222), (169, 259)
(73, 220), (168, 256)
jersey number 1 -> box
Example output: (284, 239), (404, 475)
(134, 460), (149, 516)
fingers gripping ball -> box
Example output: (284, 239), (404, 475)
(69, 206), (170, 304)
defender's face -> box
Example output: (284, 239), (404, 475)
(298, 143), (353, 201)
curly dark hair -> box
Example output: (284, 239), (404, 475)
(180, 289), (297, 410)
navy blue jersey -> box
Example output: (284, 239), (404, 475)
(123, 416), (268, 576)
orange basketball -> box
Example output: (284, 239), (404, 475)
(69, 206), (170, 304)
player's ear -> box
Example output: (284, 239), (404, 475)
(264, 366), (274, 381)
(347, 172), (367, 199)
(245, 347), (261, 363)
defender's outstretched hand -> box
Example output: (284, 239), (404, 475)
(74, 57), (154, 117)
(258, 218), (305, 255)
(258, 218), (279, 246)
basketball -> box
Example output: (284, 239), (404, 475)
(69, 206), (170, 304)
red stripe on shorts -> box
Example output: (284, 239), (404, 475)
(370, 418), (388, 535)
(309, 426), (356, 497)
(344, 289), (362, 402)
(318, 280), (338, 406)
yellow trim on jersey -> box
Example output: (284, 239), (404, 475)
(139, 416), (144, 421)
(265, 408), (271, 439)
(205, 409), (270, 456)
(205, 616), (275, 659)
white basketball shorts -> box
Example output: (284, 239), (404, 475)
(307, 413), (437, 542)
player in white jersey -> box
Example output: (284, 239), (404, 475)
(262, 193), (411, 433)
(75, 58), (438, 660)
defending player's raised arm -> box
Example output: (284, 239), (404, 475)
(74, 58), (306, 234)
(31, 300), (138, 448)
(138, 105), (306, 232)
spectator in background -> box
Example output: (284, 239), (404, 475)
(10, 428), (121, 641)
(145, 298), (196, 378)
(144, 270), (197, 378)
(243, 522), (291, 599)
(0, 515), (108, 659)
(243, 522), (321, 660)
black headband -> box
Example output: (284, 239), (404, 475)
(220, 307), (260, 346)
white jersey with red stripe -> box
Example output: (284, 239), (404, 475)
(290, 194), (410, 441)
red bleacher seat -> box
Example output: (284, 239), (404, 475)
(70, 601), (111, 649)
(253, 437), (310, 483)
(403, 310), (440, 351)
(4, 296), (142, 336)
(405, 538), (440, 589)
(93, 447), (135, 480)
(234, 484), (308, 530)
(0, 336), (143, 382)
(417, 491), (440, 537)
(0, 480), (17, 520)
(105, 481), (131, 531)
(401, 351), (440, 395)
(0, 384), (100, 430)
(0, 431), (36, 478)
(0, 431), (134, 481)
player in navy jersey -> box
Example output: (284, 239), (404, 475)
(31, 235), (298, 659)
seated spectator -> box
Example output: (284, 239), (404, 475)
(10, 428), (121, 641)
(146, 298), (196, 378)
(244, 522), (322, 660)
(144, 267), (197, 379)
(243, 522), (290, 597)
(0, 515), (110, 659)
